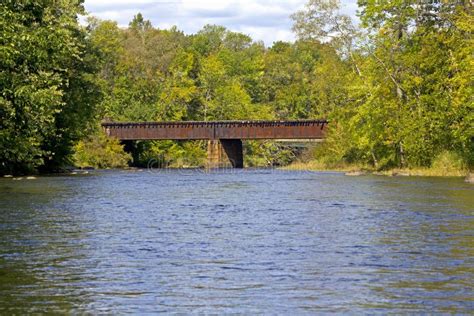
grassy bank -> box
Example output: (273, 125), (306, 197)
(283, 161), (469, 177)
(282, 149), (472, 178)
(282, 161), (365, 173)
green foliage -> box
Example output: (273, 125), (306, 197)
(244, 141), (296, 167)
(293, 0), (473, 171)
(4, 2), (470, 172)
(135, 141), (206, 168)
(431, 151), (467, 176)
(0, 0), (101, 174)
(85, 16), (334, 167)
(73, 132), (131, 169)
(85, 6), (471, 170)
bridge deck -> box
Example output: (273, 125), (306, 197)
(102, 120), (328, 140)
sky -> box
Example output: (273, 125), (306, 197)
(83, 0), (359, 46)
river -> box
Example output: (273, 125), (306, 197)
(0, 169), (472, 313)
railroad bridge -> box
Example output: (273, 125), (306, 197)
(102, 120), (328, 168)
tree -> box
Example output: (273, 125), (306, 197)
(0, 0), (101, 174)
(291, 0), (473, 170)
(157, 50), (197, 121)
(356, 0), (473, 167)
(292, 0), (362, 76)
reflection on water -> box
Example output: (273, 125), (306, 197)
(0, 170), (473, 313)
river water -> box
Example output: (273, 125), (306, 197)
(0, 169), (472, 313)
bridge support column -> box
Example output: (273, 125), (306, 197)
(207, 139), (243, 169)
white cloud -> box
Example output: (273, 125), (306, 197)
(83, 0), (358, 46)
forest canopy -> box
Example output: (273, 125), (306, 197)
(1, 0), (472, 174)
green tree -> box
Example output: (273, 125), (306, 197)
(356, 0), (473, 167)
(0, 0), (101, 174)
(73, 131), (131, 169)
(157, 50), (198, 121)
(292, 0), (473, 170)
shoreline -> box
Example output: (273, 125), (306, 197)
(282, 161), (472, 179)
(3, 165), (473, 182)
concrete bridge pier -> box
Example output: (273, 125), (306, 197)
(207, 139), (243, 169)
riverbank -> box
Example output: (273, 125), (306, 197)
(283, 161), (471, 178)
(3, 163), (472, 182)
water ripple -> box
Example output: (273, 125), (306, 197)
(0, 170), (472, 313)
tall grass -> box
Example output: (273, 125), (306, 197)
(285, 150), (469, 177)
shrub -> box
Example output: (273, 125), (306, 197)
(431, 151), (467, 176)
(73, 133), (131, 169)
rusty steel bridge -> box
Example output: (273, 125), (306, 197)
(102, 120), (328, 168)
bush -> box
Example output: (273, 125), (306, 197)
(431, 151), (467, 176)
(73, 133), (131, 169)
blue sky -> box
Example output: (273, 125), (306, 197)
(83, 0), (359, 46)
